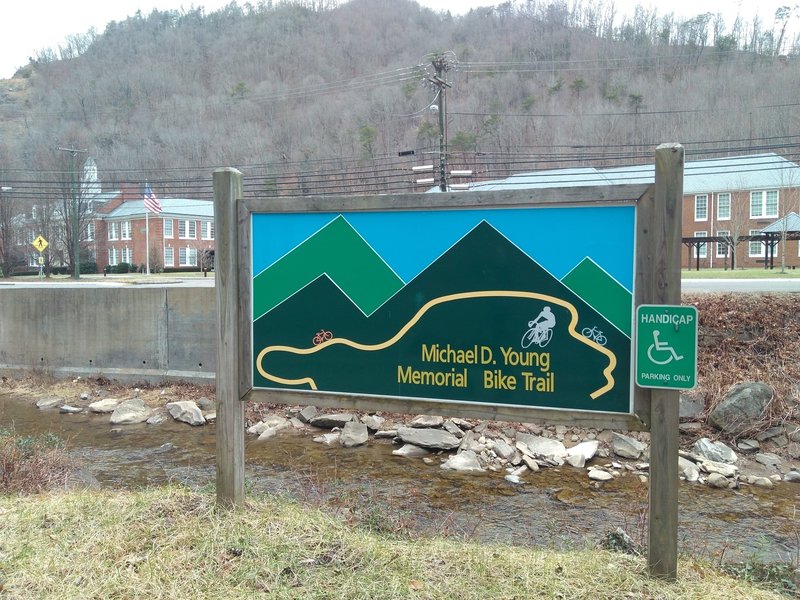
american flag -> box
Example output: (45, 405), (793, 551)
(143, 184), (162, 214)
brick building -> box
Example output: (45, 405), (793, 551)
(466, 152), (800, 270)
(92, 185), (214, 272)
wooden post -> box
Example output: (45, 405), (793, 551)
(647, 144), (683, 580)
(214, 168), (245, 508)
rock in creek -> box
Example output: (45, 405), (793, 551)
(566, 440), (599, 462)
(408, 415), (444, 428)
(679, 456), (700, 482)
(441, 450), (485, 472)
(754, 452), (782, 467)
(361, 414), (385, 431)
(392, 444), (430, 458)
(396, 427), (460, 450)
(706, 473), (731, 489)
(313, 432), (341, 446)
(692, 438), (737, 464)
(588, 468), (613, 481)
(36, 397), (63, 409)
(340, 421), (368, 448)
(699, 459), (738, 478)
(166, 401), (206, 426)
(110, 398), (153, 425)
(297, 405), (318, 424)
(515, 433), (567, 462)
(612, 432), (646, 459)
(309, 413), (357, 429)
(88, 398), (121, 413)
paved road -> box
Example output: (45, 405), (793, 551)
(2, 276), (799, 293)
(0, 275), (215, 288)
(681, 278), (800, 293)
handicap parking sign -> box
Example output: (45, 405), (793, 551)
(635, 304), (697, 390)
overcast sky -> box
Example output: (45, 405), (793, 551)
(0, 0), (795, 79)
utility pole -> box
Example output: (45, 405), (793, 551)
(429, 55), (452, 192)
(56, 146), (88, 279)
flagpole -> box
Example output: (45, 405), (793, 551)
(146, 210), (150, 275)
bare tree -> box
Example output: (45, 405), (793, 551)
(0, 184), (17, 277)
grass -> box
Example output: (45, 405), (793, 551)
(0, 486), (793, 600)
(0, 427), (73, 494)
(682, 267), (800, 278)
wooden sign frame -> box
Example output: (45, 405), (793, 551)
(214, 144), (683, 580)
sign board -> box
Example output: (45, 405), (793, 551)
(32, 235), (48, 252)
(635, 304), (697, 389)
(251, 206), (637, 416)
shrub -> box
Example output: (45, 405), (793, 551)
(0, 427), (72, 494)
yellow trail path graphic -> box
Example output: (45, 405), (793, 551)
(256, 290), (617, 400)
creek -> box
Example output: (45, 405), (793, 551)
(1, 394), (797, 565)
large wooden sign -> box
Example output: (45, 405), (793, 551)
(251, 206), (636, 416)
(215, 144), (685, 580)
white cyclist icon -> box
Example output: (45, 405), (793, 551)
(646, 330), (683, 365)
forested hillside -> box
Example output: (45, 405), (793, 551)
(1, 0), (799, 200)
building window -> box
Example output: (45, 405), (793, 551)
(201, 220), (214, 240)
(121, 221), (132, 240)
(108, 247), (119, 266)
(108, 222), (119, 240)
(83, 222), (95, 241)
(178, 220), (196, 239)
(164, 247), (174, 267)
(716, 229), (730, 258)
(163, 219), (173, 238)
(694, 195), (708, 221)
(121, 247), (132, 264)
(749, 229), (764, 257)
(751, 190), (779, 218)
(694, 231), (707, 258)
(31, 206), (37, 219)
(717, 193), (731, 220)
(179, 247), (197, 266)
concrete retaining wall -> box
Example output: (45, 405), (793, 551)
(0, 287), (216, 383)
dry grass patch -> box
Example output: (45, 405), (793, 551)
(687, 293), (800, 433)
(0, 487), (790, 599)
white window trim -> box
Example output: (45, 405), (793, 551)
(121, 220), (132, 241)
(164, 247), (174, 267)
(201, 220), (214, 240)
(108, 222), (119, 241)
(748, 229), (764, 257)
(694, 231), (707, 258)
(163, 218), (173, 239)
(750, 190), (779, 219)
(179, 246), (198, 267)
(178, 219), (196, 240)
(694, 194), (708, 221)
(716, 192), (731, 221)
(716, 229), (730, 258)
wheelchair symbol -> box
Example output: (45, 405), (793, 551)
(646, 330), (683, 365)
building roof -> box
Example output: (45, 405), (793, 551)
(461, 153), (800, 194)
(102, 198), (214, 220)
(761, 211), (800, 233)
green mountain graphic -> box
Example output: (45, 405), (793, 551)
(561, 257), (632, 337)
(253, 215), (404, 319)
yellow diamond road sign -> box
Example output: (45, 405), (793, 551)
(32, 235), (49, 252)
